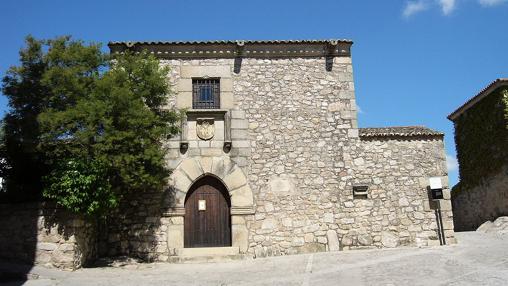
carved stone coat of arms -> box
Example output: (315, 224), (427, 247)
(196, 118), (215, 140)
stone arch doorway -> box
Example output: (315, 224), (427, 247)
(184, 176), (231, 248)
(165, 157), (255, 255)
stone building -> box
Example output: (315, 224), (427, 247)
(0, 40), (456, 269)
(448, 78), (508, 231)
(0, 40), (455, 268)
(102, 39), (455, 261)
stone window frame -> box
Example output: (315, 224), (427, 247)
(176, 65), (233, 109)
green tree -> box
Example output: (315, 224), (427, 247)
(1, 36), (50, 202)
(503, 89), (508, 129)
(0, 120), (6, 193)
(1, 36), (180, 215)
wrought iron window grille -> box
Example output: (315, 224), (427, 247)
(192, 79), (220, 109)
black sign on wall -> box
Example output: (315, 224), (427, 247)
(430, 189), (444, 200)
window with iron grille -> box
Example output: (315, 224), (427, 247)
(192, 79), (220, 109)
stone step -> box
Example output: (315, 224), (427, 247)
(168, 254), (248, 264)
(168, 247), (247, 263)
(176, 246), (240, 257)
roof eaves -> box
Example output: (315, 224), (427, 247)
(107, 39), (354, 59)
(448, 78), (508, 121)
(359, 126), (444, 138)
(107, 39), (354, 46)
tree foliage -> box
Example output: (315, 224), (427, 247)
(1, 36), (179, 215)
(43, 158), (114, 214)
(1, 36), (50, 201)
(503, 89), (508, 129)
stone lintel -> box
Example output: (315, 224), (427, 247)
(186, 109), (228, 119)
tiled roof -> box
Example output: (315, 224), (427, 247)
(359, 126), (444, 138)
(108, 39), (353, 46)
(108, 39), (353, 59)
(448, 78), (508, 121)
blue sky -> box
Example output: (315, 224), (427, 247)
(1, 0), (507, 185)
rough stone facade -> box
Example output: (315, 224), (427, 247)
(100, 40), (455, 261)
(452, 165), (508, 231)
(354, 135), (454, 248)
(0, 203), (96, 269)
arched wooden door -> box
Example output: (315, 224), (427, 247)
(184, 176), (231, 248)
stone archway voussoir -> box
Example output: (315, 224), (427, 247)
(199, 157), (213, 174)
(230, 185), (254, 207)
(174, 190), (187, 207)
(179, 158), (204, 181)
(171, 169), (192, 193)
(170, 156), (254, 210)
(223, 166), (248, 191)
(211, 157), (233, 180)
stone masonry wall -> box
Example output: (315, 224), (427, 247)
(101, 191), (172, 261)
(452, 165), (508, 231)
(233, 57), (359, 256)
(104, 56), (359, 259)
(352, 137), (455, 248)
(103, 55), (453, 260)
(0, 203), (96, 269)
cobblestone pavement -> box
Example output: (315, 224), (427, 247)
(2, 232), (508, 286)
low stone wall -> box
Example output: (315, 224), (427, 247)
(452, 165), (508, 231)
(100, 191), (170, 261)
(0, 202), (97, 269)
(350, 136), (455, 248)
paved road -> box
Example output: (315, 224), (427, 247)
(2, 232), (508, 285)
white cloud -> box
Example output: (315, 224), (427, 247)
(403, 1), (428, 17)
(439, 0), (456, 15)
(402, 0), (506, 19)
(479, 0), (508, 6)
(446, 154), (458, 173)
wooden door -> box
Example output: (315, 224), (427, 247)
(184, 176), (231, 248)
